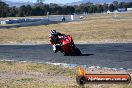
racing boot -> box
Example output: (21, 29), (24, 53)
(53, 45), (57, 53)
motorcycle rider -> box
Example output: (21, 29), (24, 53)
(49, 30), (65, 53)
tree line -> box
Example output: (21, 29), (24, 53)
(0, 1), (132, 17)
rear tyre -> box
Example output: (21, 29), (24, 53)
(53, 50), (57, 53)
(75, 48), (82, 56)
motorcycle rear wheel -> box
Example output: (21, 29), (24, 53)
(75, 48), (82, 56)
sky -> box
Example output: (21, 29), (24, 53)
(7, 0), (82, 4)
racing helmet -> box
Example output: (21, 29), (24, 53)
(51, 30), (57, 34)
(50, 30), (58, 38)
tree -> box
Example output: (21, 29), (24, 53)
(83, 7), (89, 14)
(18, 5), (27, 17)
(26, 5), (32, 16)
(49, 3), (59, 15)
(54, 6), (63, 15)
(109, 4), (115, 12)
(32, 5), (45, 16)
(92, 5), (97, 13)
(1, 0), (132, 17)
(0, 1), (9, 17)
(8, 6), (18, 17)
(129, 2), (132, 8)
(124, 3), (130, 9)
(75, 5), (81, 14)
(88, 5), (94, 13)
(37, 0), (45, 3)
(113, 1), (119, 9)
(103, 3), (109, 12)
(64, 6), (75, 15)
(118, 2), (125, 8)
(96, 4), (103, 13)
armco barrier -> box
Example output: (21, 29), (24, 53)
(0, 18), (48, 24)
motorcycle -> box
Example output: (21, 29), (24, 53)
(52, 35), (82, 56)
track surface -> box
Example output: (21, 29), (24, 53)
(0, 43), (132, 69)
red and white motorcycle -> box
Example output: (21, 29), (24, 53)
(50, 35), (82, 56)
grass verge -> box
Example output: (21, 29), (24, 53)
(0, 12), (132, 44)
(0, 60), (132, 88)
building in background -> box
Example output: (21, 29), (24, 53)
(117, 8), (126, 12)
(127, 8), (132, 12)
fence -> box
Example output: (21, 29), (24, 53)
(0, 18), (48, 24)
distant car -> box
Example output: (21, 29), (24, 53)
(61, 16), (65, 22)
(80, 16), (84, 19)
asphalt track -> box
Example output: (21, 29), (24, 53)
(0, 43), (132, 69)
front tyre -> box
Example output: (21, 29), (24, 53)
(63, 52), (69, 56)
